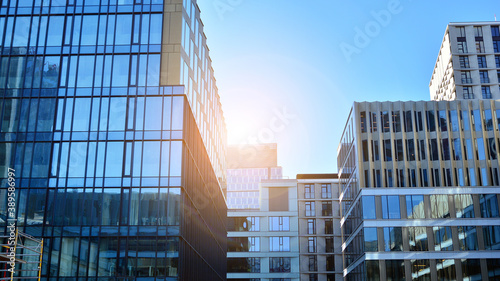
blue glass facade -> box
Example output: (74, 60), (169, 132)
(0, 0), (227, 280)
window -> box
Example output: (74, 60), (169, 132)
(360, 111), (367, 132)
(325, 237), (334, 253)
(492, 26), (500, 36)
(478, 55), (487, 68)
(461, 71), (472, 84)
(483, 225), (500, 250)
(227, 237), (260, 252)
(321, 201), (332, 216)
(458, 26), (466, 37)
(383, 227), (403, 251)
(476, 40), (485, 53)
(458, 226), (478, 250)
(326, 256), (335, 271)
(309, 274), (318, 281)
(496, 55), (500, 67)
(459, 56), (469, 68)
(480, 194), (499, 218)
(383, 139), (392, 161)
(269, 257), (290, 273)
(381, 111), (390, 132)
(437, 259), (456, 281)
(309, 255), (317, 271)
(462, 259), (482, 281)
(463, 86), (474, 99)
(305, 201), (315, 217)
(403, 110), (412, 132)
(482, 86), (492, 99)
(269, 216), (290, 231)
(406, 139), (415, 161)
(227, 217), (260, 232)
(364, 228), (378, 252)
(480, 71), (490, 83)
(429, 139), (439, 161)
(392, 110), (401, 132)
(325, 219), (333, 234)
(304, 184), (314, 199)
(438, 110), (447, 132)
(381, 195), (400, 219)
(227, 257), (260, 273)
(269, 237), (290, 252)
(433, 226), (453, 251)
(455, 194), (474, 218)
(494, 40), (500, 53)
(307, 219), (316, 234)
(471, 110), (482, 131)
(458, 41), (467, 53)
(406, 195), (425, 219)
(370, 112), (377, 132)
(485, 110), (494, 131)
(362, 196), (376, 219)
(321, 184), (332, 199)
(409, 226), (428, 251)
(412, 260), (430, 281)
(474, 26), (483, 37)
(430, 195), (450, 219)
(308, 237), (316, 252)
(394, 139), (403, 161)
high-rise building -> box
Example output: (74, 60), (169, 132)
(227, 178), (300, 281)
(226, 143), (282, 209)
(430, 22), (500, 101)
(338, 100), (500, 281)
(0, 0), (227, 280)
(296, 174), (342, 281)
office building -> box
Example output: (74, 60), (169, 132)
(338, 100), (500, 281)
(227, 143), (282, 209)
(297, 174), (343, 281)
(0, 0), (227, 280)
(430, 22), (500, 101)
(227, 179), (300, 281)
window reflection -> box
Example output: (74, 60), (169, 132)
(364, 227), (378, 252)
(433, 226), (453, 251)
(458, 226), (478, 250)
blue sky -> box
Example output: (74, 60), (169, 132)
(197, 0), (500, 178)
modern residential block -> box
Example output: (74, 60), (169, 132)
(338, 100), (500, 281)
(227, 179), (300, 281)
(297, 174), (343, 281)
(0, 0), (227, 280)
(430, 22), (500, 101)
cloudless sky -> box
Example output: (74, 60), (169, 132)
(196, 0), (499, 178)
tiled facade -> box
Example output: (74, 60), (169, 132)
(338, 100), (500, 281)
(430, 22), (500, 101)
(0, 0), (227, 280)
(297, 174), (343, 281)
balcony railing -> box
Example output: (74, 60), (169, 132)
(463, 93), (475, 99)
(461, 78), (472, 84)
(480, 78), (490, 83)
